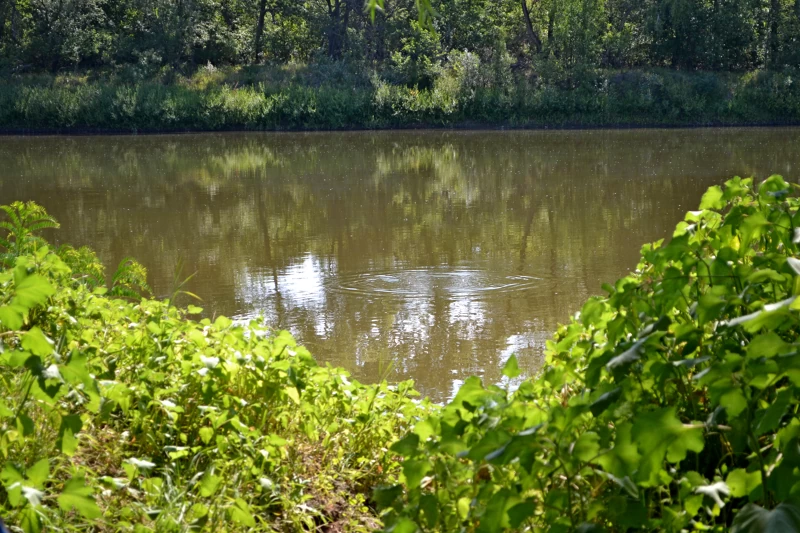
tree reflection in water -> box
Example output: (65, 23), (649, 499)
(1, 128), (797, 400)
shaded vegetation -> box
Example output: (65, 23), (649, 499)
(2, 67), (800, 131)
(2, 0), (800, 129)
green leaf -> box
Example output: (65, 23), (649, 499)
(214, 316), (232, 330)
(21, 327), (53, 357)
(57, 477), (102, 519)
(507, 502), (536, 528)
(373, 485), (403, 508)
(419, 494), (439, 528)
(19, 506), (42, 533)
(590, 387), (621, 417)
(449, 376), (492, 411)
(199, 474), (220, 497)
(573, 432), (601, 462)
(390, 433), (420, 457)
(0, 305), (23, 330)
(229, 498), (256, 527)
(502, 354), (520, 379)
(283, 386), (300, 405)
(755, 388), (793, 436)
(476, 488), (517, 533)
(13, 274), (55, 310)
(26, 459), (49, 488)
(732, 503), (800, 533)
(198, 427), (214, 445)
(631, 408), (704, 487)
(597, 423), (641, 479)
(726, 469), (763, 500)
(1, 464), (24, 507)
(699, 186), (724, 210)
(402, 459), (431, 489)
(58, 414), (83, 456)
(748, 333), (790, 359)
(388, 518), (418, 533)
(740, 212), (770, 249)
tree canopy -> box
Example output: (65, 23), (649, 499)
(1, 0), (799, 77)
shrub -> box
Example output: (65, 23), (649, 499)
(0, 202), (428, 532)
(378, 176), (800, 532)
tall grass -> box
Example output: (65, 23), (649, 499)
(0, 67), (799, 132)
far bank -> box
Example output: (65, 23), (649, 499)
(1, 67), (799, 133)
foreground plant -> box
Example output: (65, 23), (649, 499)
(378, 176), (800, 532)
(0, 203), (428, 532)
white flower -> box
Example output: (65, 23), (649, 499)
(695, 481), (730, 508)
(42, 364), (62, 380)
(21, 486), (45, 506)
(127, 458), (156, 469)
(200, 356), (220, 369)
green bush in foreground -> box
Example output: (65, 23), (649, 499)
(0, 202), (428, 531)
(378, 175), (800, 532)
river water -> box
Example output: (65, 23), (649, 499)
(1, 128), (798, 400)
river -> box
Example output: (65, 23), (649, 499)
(1, 128), (797, 400)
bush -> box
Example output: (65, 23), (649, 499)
(0, 202), (428, 532)
(379, 176), (800, 532)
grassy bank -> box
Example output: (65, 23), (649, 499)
(4, 175), (800, 532)
(1, 66), (800, 132)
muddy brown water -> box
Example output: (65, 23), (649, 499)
(1, 128), (798, 400)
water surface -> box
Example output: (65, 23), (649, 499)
(1, 129), (797, 400)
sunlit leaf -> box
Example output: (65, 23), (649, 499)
(502, 354), (520, 379)
(57, 477), (101, 519)
(21, 327), (53, 357)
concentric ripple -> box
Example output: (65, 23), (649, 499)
(328, 268), (541, 300)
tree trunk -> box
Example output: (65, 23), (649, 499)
(521, 0), (542, 53)
(327, 0), (342, 59)
(10, 0), (19, 43)
(0, 0), (8, 44)
(254, 0), (268, 63)
(341, 0), (350, 55)
(769, 0), (780, 65)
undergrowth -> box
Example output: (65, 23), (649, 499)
(0, 202), (428, 532)
(0, 68), (799, 131)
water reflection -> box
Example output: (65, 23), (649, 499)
(0, 128), (798, 400)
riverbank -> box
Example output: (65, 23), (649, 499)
(1, 67), (799, 133)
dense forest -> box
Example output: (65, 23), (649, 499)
(1, 0), (800, 76)
(1, 0), (800, 129)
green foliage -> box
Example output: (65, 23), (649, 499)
(1, 67), (800, 132)
(0, 203), (429, 531)
(0, 201), (59, 263)
(378, 176), (800, 531)
(0, 0), (799, 131)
